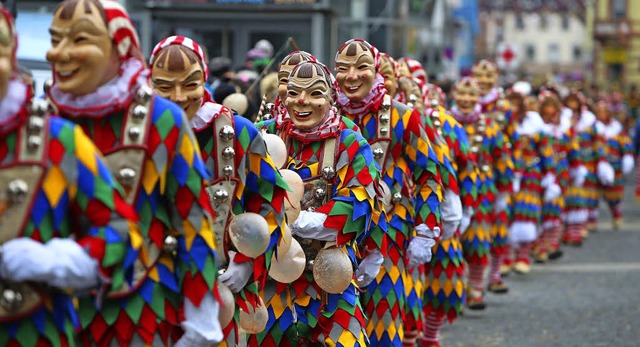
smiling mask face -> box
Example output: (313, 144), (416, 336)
(285, 62), (333, 130)
(46, 0), (119, 97)
(472, 60), (497, 97)
(0, 14), (14, 99)
(335, 42), (376, 103)
(454, 78), (480, 114)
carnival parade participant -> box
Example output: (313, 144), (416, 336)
(561, 91), (614, 245)
(450, 77), (514, 308)
(335, 39), (444, 347)
(149, 35), (290, 346)
(410, 83), (480, 347)
(251, 60), (384, 346)
(593, 100), (635, 229)
(537, 92), (584, 261)
(45, 1), (222, 345)
(502, 91), (558, 274)
(0, 5), (140, 346)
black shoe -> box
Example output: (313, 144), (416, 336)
(548, 249), (563, 260)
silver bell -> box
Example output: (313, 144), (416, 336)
(474, 135), (483, 143)
(0, 288), (23, 312)
(481, 165), (490, 172)
(315, 188), (326, 199)
(381, 99), (391, 110)
(222, 147), (235, 159)
(136, 85), (153, 103)
(163, 235), (178, 253)
(131, 105), (147, 121)
(27, 135), (41, 151)
(118, 167), (137, 188)
(43, 79), (53, 95)
(373, 148), (384, 159)
(28, 116), (45, 134)
(391, 192), (403, 204)
(322, 166), (335, 180)
(496, 114), (505, 123)
(219, 125), (235, 141)
(430, 99), (439, 108)
(379, 114), (390, 124)
(409, 94), (418, 103)
(7, 179), (28, 204)
(223, 165), (234, 177)
(433, 120), (441, 127)
(213, 189), (230, 203)
(431, 111), (440, 118)
(380, 127), (389, 135)
(265, 103), (275, 112)
(128, 127), (141, 140)
(477, 125), (486, 132)
(470, 146), (479, 154)
(31, 99), (49, 117)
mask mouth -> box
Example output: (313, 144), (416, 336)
(345, 84), (362, 93)
(293, 110), (312, 120)
(57, 68), (80, 81)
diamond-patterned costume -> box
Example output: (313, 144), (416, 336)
(341, 98), (443, 347)
(0, 79), (138, 347)
(250, 118), (383, 346)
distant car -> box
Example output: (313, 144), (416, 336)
(15, 11), (53, 97)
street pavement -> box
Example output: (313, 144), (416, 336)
(440, 177), (640, 347)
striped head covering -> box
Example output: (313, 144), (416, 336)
(398, 57), (428, 88)
(335, 38), (381, 71)
(149, 35), (209, 81)
(100, 0), (142, 62)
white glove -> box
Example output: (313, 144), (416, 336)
(290, 211), (336, 241)
(540, 172), (556, 189)
(175, 292), (223, 347)
(459, 207), (474, 234)
(406, 225), (439, 269)
(544, 183), (562, 202)
(441, 221), (459, 241)
(218, 251), (253, 293)
(622, 154), (635, 175)
(441, 188), (462, 240)
(513, 173), (522, 193)
(0, 238), (99, 291)
(597, 161), (615, 185)
(494, 192), (509, 214)
(571, 165), (588, 187)
(355, 249), (384, 287)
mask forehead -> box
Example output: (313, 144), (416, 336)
(336, 43), (373, 66)
(289, 66), (329, 93)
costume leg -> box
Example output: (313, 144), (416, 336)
(423, 237), (466, 323)
(403, 265), (424, 347)
(419, 312), (445, 347)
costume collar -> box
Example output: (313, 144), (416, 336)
(336, 73), (386, 119)
(450, 104), (482, 124)
(190, 101), (229, 132)
(285, 107), (341, 143)
(478, 87), (499, 106)
(0, 79), (28, 134)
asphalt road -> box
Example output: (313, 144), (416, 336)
(441, 177), (640, 347)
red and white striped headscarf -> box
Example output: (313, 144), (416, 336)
(149, 35), (209, 81)
(100, 0), (142, 62)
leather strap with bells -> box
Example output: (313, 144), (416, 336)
(0, 101), (49, 321)
(205, 111), (239, 267)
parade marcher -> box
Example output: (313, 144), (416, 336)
(0, 5), (140, 346)
(450, 77), (514, 308)
(502, 91), (558, 274)
(149, 35), (289, 346)
(252, 60), (385, 346)
(45, 1), (222, 345)
(335, 39), (444, 347)
(537, 92), (584, 261)
(562, 91), (614, 245)
(593, 100), (635, 229)
(406, 81), (480, 347)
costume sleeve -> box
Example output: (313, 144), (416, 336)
(423, 109), (458, 195)
(400, 107), (443, 230)
(536, 132), (556, 177)
(567, 129), (582, 169)
(316, 130), (380, 247)
(444, 115), (480, 210)
(165, 112), (219, 308)
(231, 116), (288, 307)
(65, 123), (141, 294)
(490, 122), (515, 193)
(621, 130), (635, 157)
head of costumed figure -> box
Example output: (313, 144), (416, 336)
(426, 83), (446, 108)
(148, 35), (210, 120)
(506, 91), (526, 123)
(334, 38), (386, 118)
(46, 0), (146, 117)
(274, 50), (316, 126)
(379, 52), (399, 98)
(538, 90), (562, 125)
(594, 98), (611, 124)
(284, 60), (341, 142)
(472, 59), (499, 100)
(451, 77), (482, 122)
(563, 89), (586, 114)
(397, 76), (425, 112)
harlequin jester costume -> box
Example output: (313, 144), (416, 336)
(594, 115), (635, 229)
(251, 61), (385, 346)
(45, 1), (221, 345)
(561, 93), (614, 245)
(420, 102), (480, 346)
(148, 36), (289, 346)
(335, 39), (443, 347)
(0, 6), (138, 346)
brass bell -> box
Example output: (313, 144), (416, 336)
(136, 85), (153, 103)
(430, 99), (439, 108)
(322, 166), (335, 180)
(381, 99), (391, 110)
(219, 125), (235, 141)
(128, 127), (141, 140)
(379, 114), (390, 124)
(223, 165), (234, 177)
(315, 188), (326, 199)
(7, 179), (28, 204)
(31, 99), (49, 117)
(131, 105), (147, 121)
(162, 235), (178, 253)
(0, 288), (23, 312)
(222, 147), (235, 159)
(28, 116), (44, 134)
(27, 135), (41, 151)
(380, 127), (389, 135)
(213, 189), (229, 203)
(373, 148), (384, 159)
(481, 165), (490, 172)
(118, 168), (136, 188)
(392, 192), (402, 204)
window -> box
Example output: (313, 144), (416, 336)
(562, 13), (570, 31)
(608, 63), (624, 83)
(526, 45), (536, 62)
(573, 46), (582, 61)
(516, 14), (525, 30)
(539, 14), (548, 30)
(548, 43), (559, 63)
(612, 0), (627, 20)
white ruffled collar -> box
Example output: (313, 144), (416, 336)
(595, 119), (622, 139)
(190, 101), (228, 132)
(48, 58), (149, 118)
(0, 79), (27, 127)
(517, 111), (545, 136)
(478, 87), (499, 106)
